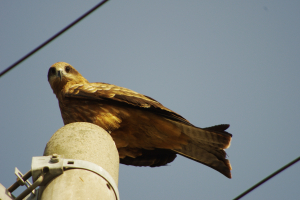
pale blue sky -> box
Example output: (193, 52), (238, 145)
(1, 1), (300, 199)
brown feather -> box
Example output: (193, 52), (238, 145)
(48, 62), (233, 178)
(120, 149), (177, 167)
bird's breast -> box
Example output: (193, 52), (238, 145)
(59, 99), (122, 131)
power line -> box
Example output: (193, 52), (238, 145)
(2, 1), (299, 198)
(0, 0), (109, 78)
(233, 156), (300, 200)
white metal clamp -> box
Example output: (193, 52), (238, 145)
(1, 155), (120, 200)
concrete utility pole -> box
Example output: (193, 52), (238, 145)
(39, 122), (119, 200)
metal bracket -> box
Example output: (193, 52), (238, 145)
(63, 158), (120, 200)
(2, 168), (40, 200)
(15, 168), (33, 193)
(31, 154), (64, 185)
(1, 155), (119, 200)
(31, 155), (120, 200)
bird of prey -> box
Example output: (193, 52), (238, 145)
(48, 62), (232, 178)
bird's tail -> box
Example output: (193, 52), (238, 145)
(169, 122), (232, 178)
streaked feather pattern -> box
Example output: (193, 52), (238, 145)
(48, 62), (233, 178)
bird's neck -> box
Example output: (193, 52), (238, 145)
(54, 79), (89, 102)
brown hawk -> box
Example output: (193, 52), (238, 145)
(48, 62), (232, 178)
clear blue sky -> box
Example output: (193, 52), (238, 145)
(1, 1), (300, 199)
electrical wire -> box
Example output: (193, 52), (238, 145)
(0, 0), (109, 78)
(233, 156), (300, 199)
(1, 1), (299, 199)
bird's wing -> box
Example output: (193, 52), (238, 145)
(63, 82), (232, 178)
(63, 82), (194, 126)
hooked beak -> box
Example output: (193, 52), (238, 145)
(57, 70), (63, 81)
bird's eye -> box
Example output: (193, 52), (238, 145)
(65, 66), (71, 73)
(50, 67), (56, 74)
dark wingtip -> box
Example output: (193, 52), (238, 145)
(203, 124), (232, 137)
(223, 159), (232, 178)
(204, 124), (230, 131)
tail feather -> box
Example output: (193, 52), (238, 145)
(203, 124), (231, 134)
(173, 140), (232, 178)
(120, 119), (232, 178)
(168, 121), (232, 178)
(167, 120), (232, 149)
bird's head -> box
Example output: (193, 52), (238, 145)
(48, 62), (88, 95)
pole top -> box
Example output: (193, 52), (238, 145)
(44, 122), (119, 185)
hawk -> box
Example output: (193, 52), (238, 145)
(48, 62), (232, 178)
